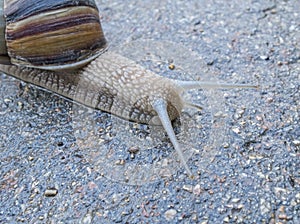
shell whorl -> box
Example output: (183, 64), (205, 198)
(1, 0), (107, 69)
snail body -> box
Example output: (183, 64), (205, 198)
(0, 0), (257, 177)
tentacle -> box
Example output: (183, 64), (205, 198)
(176, 80), (259, 90)
(152, 99), (193, 177)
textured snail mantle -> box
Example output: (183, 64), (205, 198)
(0, 0), (257, 177)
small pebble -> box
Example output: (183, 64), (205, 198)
(164, 209), (177, 221)
(237, 204), (244, 209)
(44, 188), (58, 197)
(292, 140), (300, 146)
(4, 98), (12, 104)
(191, 213), (198, 221)
(82, 213), (93, 223)
(236, 108), (245, 116)
(278, 214), (287, 220)
(231, 198), (241, 203)
(214, 111), (225, 118)
(168, 64), (175, 70)
(223, 142), (230, 148)
(193, 184), (201, 195)
(223, 216), (230, 223)
(128, 146), (139, 154)
(266, 97), (274, 103)
(17, 101), (23, 109)
(232, 127), (241, 134)
(182, 185), (193, 193)
(256, 115), (263, 121)
(260, 55), (269, 60)
(115, 159), (126, 165)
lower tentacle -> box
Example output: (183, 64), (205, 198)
(152, 99), (193, 177)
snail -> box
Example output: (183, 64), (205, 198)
(0, 0), (257, 177)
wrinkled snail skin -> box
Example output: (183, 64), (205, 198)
(0, 51), (183, 124)
(0, 0), (258, 177)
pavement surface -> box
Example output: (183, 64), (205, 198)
(0, 0), (299, 223)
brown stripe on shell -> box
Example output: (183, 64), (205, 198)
(4, 0), (99, 22)
(5, 6), (107, 68)
(6, 7), (101, 40)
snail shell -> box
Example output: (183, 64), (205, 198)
(0, 0), (258, 177)
(0, 0), (107, 69)
(0, 0), (6, 61)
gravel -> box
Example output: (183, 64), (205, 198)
(0, 0), (299, 223)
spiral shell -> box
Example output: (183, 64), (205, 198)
(0, 0), (107, 70)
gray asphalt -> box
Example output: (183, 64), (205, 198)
(1, 0), (299, 223)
